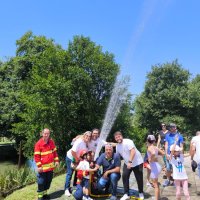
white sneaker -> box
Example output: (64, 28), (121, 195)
(139, 193), (144, 199)
(87, 197), (93, 200)
(65, 189), (71, 197)
(120, 194), (130, 200)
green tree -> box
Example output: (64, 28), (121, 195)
(133, 60), (190, 133)
(11, 33), (120, 159)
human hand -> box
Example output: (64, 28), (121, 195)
(103, 171), (109, 178)
(127, 163), (132, 169)
(55, 162), (59, 167)
(37, 167), (43, 173)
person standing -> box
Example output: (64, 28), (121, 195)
(34, 128), (59, 200)
(190, 131), (200, 177)
(163, 123), (184, 186)
(157, 123), (169, 148)
(170, 140), (190, 200)
(147, 135), (164, 200)
(157, 123), (169, 179)
(64, 131), (91, 197)
(114, 131), (144, 200)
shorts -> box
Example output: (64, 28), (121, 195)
(81, 178), (89, 189)
(165, 157), (172, 172)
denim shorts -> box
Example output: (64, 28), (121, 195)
(165, 157), (172, 172)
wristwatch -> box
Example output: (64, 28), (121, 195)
(128, 161), (132, 163)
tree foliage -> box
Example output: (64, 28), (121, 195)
(1, 32), (133, 159)
(133, 60), (194, 134)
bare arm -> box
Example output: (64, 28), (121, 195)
(157, 134), (161, 147)
(71, 150), (79, 163)
(190, 141), (196, 160)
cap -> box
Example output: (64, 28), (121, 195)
(169, 123), (176, 127)
(147, 135), (156, 141)
(170, 145), (181, 152)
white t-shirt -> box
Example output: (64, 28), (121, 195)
(67, 138), (88, 160)
(191, 136), (200, 164)
(116, 138), (143, 167)
(88, 138), (107, 153)
(170, 154), (188, 180)
(76, 160), (90, 179)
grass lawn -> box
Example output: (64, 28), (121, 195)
(4, 174), (75, 200)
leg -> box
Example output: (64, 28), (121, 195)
(152, 178), (159, 200)
(182, 179), (190, 200)
(37, 172), (45, 199)
(174, 180), (181, 200)
(109, 173), (121, 196)
(122, 163), (132, 195)
(132, 163), (144, 193)
(64, 156), (74, 190)
(45, 171), (53, 190)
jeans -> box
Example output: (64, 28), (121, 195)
(64, 156), (74, 190)
(98, 173), (120, 196)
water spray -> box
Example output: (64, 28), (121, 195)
(94, 76), (129, 160)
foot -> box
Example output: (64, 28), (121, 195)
(65, 189), (71, 197)
(139, 193), (144, 199)
(110, 196), (117, 200)
(43, 194), (50, 200)
(120, 194), (130, 200)
(162, 179), (170, 187)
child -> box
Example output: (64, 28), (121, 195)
(74, 149), (93, 200)
(170, 137), (190, 200)
(147, 135), (164, 200)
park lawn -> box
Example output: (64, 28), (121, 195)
(4, 174), (74, 200)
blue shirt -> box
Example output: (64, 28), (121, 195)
(96, 153), (121, 173)
(165, 132), (184, 154)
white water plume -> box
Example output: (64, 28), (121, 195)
(94, 76), (129, 160)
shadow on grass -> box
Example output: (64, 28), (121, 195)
(49, 189), (64, 199)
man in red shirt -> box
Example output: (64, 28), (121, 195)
(34, 128), (59, 200)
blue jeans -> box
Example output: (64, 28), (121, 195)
(64, 156), (74, 190)
(198, 163), (200, 178)
(98, 173), (120, 196)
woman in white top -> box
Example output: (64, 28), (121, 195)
(64, 131), (91, 197)
(147, 135), (164, 200)
(170, 137), (190, 200)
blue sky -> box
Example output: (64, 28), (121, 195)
(1, 0), (200, 96)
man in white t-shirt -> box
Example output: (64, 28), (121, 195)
(114, 131), (144, 200)
(190, 131), (200, 177)
(64, 131), (91, 197)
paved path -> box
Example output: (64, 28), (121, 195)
(127, 155), (200, 200)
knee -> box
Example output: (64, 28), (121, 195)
(110, 173), (120, 181)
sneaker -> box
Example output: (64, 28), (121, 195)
(162, 179), (170, 187)
(110, 196), (117, 200)
(146, 181), (152, 186)
(139, 193), (144, 199)
(120, 194), (130, 200)
(65, 189), (71, 197)
(87, 197), (93, 200)
(43, 194), (50, 200)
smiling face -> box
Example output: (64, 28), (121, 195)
(114, 132), (123, 144)
(91, 129), (100, 141)
(105, 144), (113, 159)
(42, 128), (50, 142)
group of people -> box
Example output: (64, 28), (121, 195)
(33, 125), (200, 200)
(64, 129), (144, 200)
